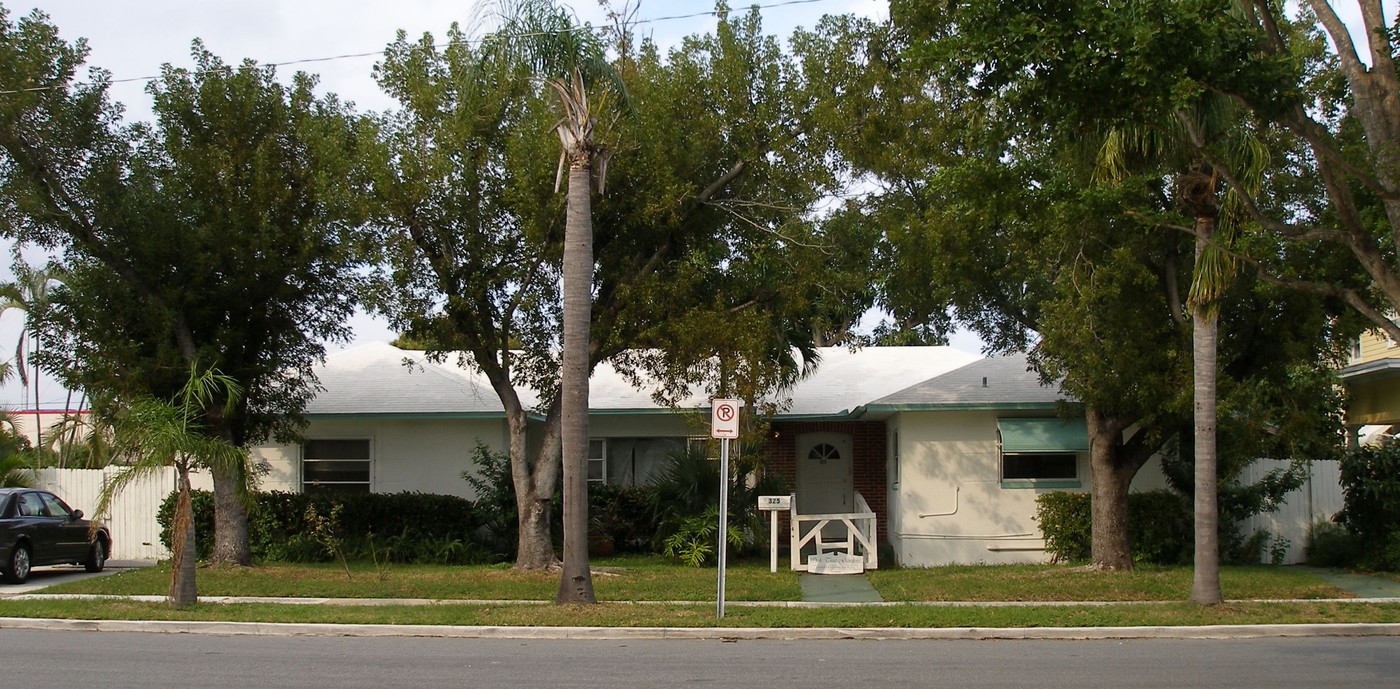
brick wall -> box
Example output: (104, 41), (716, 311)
(763, 420), (888, 543)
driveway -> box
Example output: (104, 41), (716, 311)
(0, 559), (153, 596)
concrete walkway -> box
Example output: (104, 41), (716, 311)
(799, 572), (883, 603)
(1302, 567), (1400, 599)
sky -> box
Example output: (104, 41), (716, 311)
(0, 0), (892, 408)
(0, 0), (1386, 408)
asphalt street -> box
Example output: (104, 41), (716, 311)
(3, 629), (1399, 689)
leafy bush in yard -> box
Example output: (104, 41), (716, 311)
(1305, 520), (1363, 568)
(158, 489), (488, 564)
(1337, 443), (1400, 570)
(649, 443), (787, 562)
(460, 444), (535, 561)
(1036, 490), (1191, 565)
(590, 483), (660, 554)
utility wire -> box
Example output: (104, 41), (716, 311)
(0, 0), (844, 95)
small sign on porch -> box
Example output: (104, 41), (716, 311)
(808, 552), (865, 575)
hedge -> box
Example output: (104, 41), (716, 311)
(1036, 490), (1192, 565)
(157, 490), (489, 565)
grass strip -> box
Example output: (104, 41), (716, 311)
(0, 599), (1396, 629)
(48, 560), (1346, 603)
(44, 557), (803, 602)
(868, 564), (1349, 602)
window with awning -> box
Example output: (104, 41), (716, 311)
(997, 418), (1090, 453)
(997, 418), (1088, 488)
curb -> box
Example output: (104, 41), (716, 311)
(2, 616), (1399, 640)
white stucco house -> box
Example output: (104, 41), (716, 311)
(250, 342), (1171, 567)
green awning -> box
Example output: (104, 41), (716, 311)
(998, 418), (1089, 453)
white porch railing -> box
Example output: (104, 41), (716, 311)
(789, 491), (878, 571)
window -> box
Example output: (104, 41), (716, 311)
(687, 436), (717, 459)
(1002, 453), (1077, 480)
(38, 492), (72, 518)
(997, 418), (1087, 488)
(15, 492), (42, 517)
(808, 442), (841, 462)
(588, 439), (606, 484)
(303, 439), (371, 493)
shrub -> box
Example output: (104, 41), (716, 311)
(1337, 444), (1400, 570)
(661, 506), (744, 567)
(589, 483), (659, 553)
(1035, 492), (1091, 562)
(648, 443), (788, 561)
(1035, 489), (1191, 565)
(1305, 520), (1362, 568)
(158, 489), (488, 565)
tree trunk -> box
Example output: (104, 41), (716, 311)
(210, 465), (251, 566)
(1086, 407), (1137, 570)
(556, 162), (596, 604)
(169, 462), (198, 607)
(513, 403), (561, 570)
(1191, 291), (1222, 603)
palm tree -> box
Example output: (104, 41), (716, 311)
(96, 366), (248, 607)
(494, 0), (627, 605)
(0, 262), (65, 455)
(1096, 97), (1268, 604)
(0, 409), (35, 488)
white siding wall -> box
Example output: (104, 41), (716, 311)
(252, 417), (508, 499)
(35, 467), (213, 560)
(889, 410), (1168, 567)
(892, 411), (1053, 565)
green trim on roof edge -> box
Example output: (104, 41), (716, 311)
(854, 402), (1066, 415)
(305, 412), (509, 421)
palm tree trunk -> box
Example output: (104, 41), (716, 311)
(170, 462), (198, 607)
(557, 162), (596, 604)
(1191, 231), (1223, 605)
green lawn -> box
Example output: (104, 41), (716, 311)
(868, 564), (1347, 602)
(41, 555), (804, 602)
(0, 598), (1396, 629)
(8, 557), (1392, 629)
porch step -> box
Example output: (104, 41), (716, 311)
(799, 573), (883, 603)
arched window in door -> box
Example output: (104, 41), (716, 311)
(808, 442), (841, 463)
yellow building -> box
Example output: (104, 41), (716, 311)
(1339, 328), (1400, 445)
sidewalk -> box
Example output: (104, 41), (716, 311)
(1301, 567), (1400, 599)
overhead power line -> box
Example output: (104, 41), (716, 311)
(0, 0), (844, 95)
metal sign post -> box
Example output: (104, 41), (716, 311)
(711, 398), (741, 620)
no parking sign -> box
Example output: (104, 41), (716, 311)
(711, 398), (741, 438)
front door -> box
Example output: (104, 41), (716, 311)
(796, 432), (853, 516)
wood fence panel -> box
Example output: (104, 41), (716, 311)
(36, 468), (213, 561)
(1238, 459), (1343, 565)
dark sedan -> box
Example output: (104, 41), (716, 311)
(0, 488), (112, 584)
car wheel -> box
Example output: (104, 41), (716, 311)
(3, 544), (32, 584)
(85, 539), (107, 573)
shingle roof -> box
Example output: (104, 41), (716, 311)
(865, 353), (1073, 410)
(305, 342), (511, 416)
(777, 347), (981, 416)
(308, 344), (986, 418)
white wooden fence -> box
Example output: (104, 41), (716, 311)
(1238, 459), (1344, 565)
(34, 467), (212, 561)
